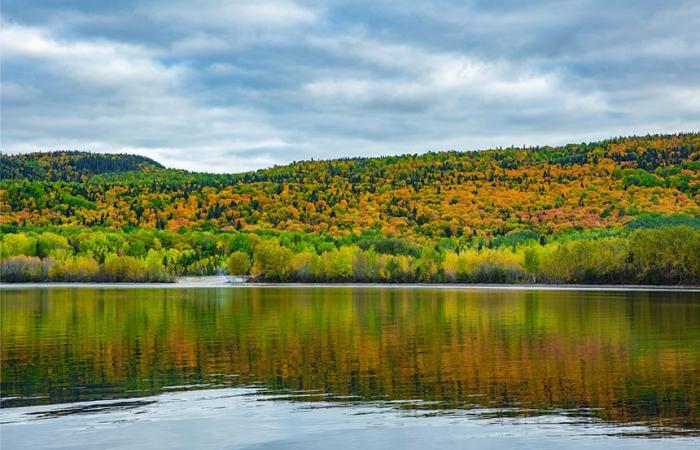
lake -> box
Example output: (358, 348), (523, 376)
(1, 286), (699, 449)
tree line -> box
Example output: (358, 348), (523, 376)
(1, 226), (698, 284)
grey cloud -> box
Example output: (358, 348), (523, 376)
(1, 0), (699, 172)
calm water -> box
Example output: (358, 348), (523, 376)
(1, 286), (700, 449)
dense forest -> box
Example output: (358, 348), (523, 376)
(0, 151), (163, 182)
(1, 133), (699, 284)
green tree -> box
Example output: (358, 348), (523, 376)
(522, 246), (540, 282)
(252, 240), (292, 280)
(227, 251), (251, 275)
(36, 232), (71, 259)
(1, 233), (36, 258)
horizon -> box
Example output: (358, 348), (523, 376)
(4, 130), (699, 175)
(2, 0), (699, 172)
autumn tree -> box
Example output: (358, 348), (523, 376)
(227, 251), (251, 275)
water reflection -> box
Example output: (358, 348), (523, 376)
(2, 287), (699, 433)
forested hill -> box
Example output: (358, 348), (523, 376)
(1, 133), (699, 239)
(1, 151), (163, 182)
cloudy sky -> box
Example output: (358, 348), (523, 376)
(2, 1), (699, 172)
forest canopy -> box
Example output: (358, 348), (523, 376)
(1, 133), (699, 284)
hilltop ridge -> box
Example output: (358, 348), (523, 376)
(1, 151), (163, 182)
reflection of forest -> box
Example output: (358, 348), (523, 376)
(2, 288), (699, 431)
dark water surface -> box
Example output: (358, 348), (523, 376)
(1, 286), (700, 449)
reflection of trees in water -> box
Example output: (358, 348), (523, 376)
(2, 288), (699, 431)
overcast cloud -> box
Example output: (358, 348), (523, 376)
(2, 0), (699, 172)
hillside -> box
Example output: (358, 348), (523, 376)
(2, 133), (699, 239)
(1, 151), (163, 182)
(1, 133), (699, 285)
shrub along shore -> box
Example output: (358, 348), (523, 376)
(1, 225), (698, 285)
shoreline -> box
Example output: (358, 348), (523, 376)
(1, 277), (699, 292)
